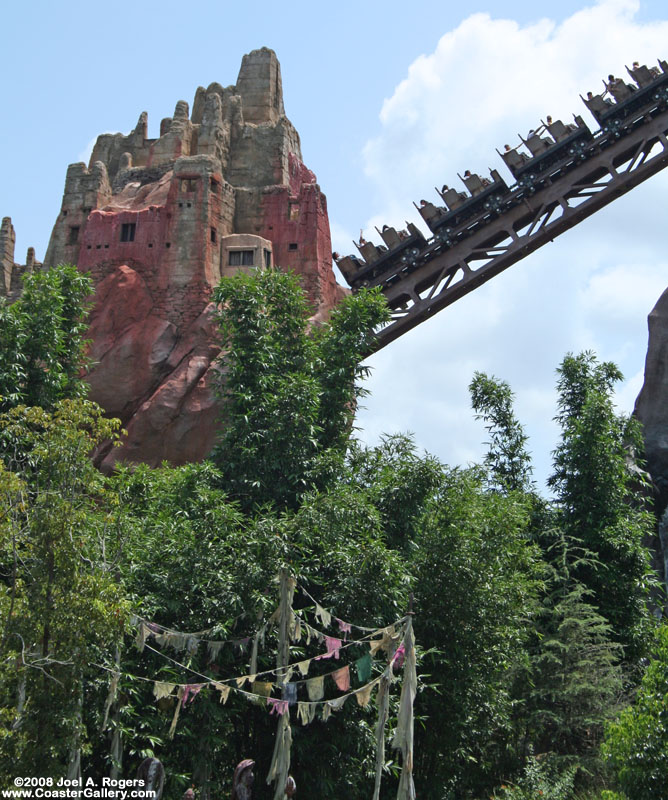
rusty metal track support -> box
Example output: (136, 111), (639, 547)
(370, 112), (668, 352)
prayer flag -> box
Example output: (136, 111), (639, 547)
(153, 681), (176, 700)
(329, 695), (347, 711)
(333, 665), (350, 692)
(181, 683), (204, 707)
(297, 702), (315, 726)
(356, 653), (372, 683)
(355, 683), (374, 707)
(393, 643), (406, 670)
(268, 698), (289, 716)
(315, 604), (332, 628)
(212, 682), (231, 704)
(282, 682), (298, 706)
(306, 675), (324, 701)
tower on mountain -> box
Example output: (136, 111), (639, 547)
(2, 48), (344, 470)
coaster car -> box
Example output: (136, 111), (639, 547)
(417, 169), (509, 235)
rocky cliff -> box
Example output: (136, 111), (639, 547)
(635, 287), (668, 590)
(2, 48), (345, 471)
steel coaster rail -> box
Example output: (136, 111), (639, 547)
(336, 63), (668, 355)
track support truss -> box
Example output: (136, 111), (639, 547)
(369, 109), (668, 351)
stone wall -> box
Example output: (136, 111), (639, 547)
(0, 216), (41, 301)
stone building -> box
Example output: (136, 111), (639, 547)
(2, 48), (344, 470)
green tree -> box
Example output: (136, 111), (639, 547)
(469, 371), (533, 493)
(527, 534), (624, 767)
(0, 400), (127, 779)
(344, 434), (443, 550)
(548, 352), (655, 660)
(603, 623), (668, 799)
(0, 264), (92, 411)
(411, 465), (542, 799)
(211, 269), (389, 510)
(101, 455), (411, 799)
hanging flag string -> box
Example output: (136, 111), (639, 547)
(295, 583), (403, 633)
(95, 657), (392, 714)
(95, 643), (396, 742)
(130, 605), (256, 638)
(141, 624), (405, 690)
(291, 611), (407, 649)
(132, 610), (281, 655)
(123, 571), (416, 790)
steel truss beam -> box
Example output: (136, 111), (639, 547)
(370, 111), (668, 352)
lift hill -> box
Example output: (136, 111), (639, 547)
(336, 60), (668, 352)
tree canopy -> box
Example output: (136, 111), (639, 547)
(0, 266), (663, 800)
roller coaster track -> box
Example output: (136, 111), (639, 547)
(338, 63), (668, 353)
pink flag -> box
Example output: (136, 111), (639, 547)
(267, 698), (289, 716)
(392, 643), (406, 670)
(181, 683), (205, 707)
(332, 665), (350, 692)
(315, 636), (343, 661)
(336, 618), (352, 638)
(325, 636), (342, 659)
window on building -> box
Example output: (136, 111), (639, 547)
(180, 178), (198, 193)
(228, 250), (255, 266)
(210, 178), (219, 193)
(289, 203), (299, 221)
(288, 242), (298, 251)
(210, 228), (217, 243)
(120, 223), (136, 242)
(67, 226), (80, 245)
(264, 249), (272, 268)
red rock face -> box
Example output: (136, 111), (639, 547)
(85, 266), (221, 471)
(259, 153), (344, 317)
(36, 48), (345, 470)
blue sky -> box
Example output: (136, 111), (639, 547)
(2, 0), (668, 488)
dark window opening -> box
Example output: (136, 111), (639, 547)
(264, 249), (272, 268)
(104, 244), (109, 249)
(67, 226), (80, 245)
(187, 202), (192, 208)
(87, 245), (91, 250)
(210, 178), (219, 193)
(180, 178), (198, 193)
(228, 250), (254, 266)
(288, 242), (298, 251)
(210, 228), (217, 243)
(120, 223), (136, 242)
(148, 243), (153, 248)
(166, 242), (171, 248)
(179, 203), (183, 208)
(62, 210), (68, 216)
(96, 244), (101, 249)
(83, 207), (91, 215)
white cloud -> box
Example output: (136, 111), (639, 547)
(584, 263), (668, 322)
(353, 0), (668, 489)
